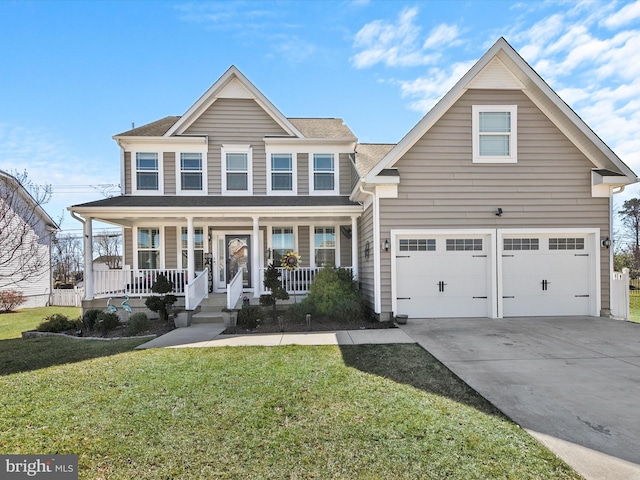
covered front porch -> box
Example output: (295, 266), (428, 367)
(70, 196), (362, 311)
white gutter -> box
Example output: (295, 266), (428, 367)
(359, 185), (381, 315)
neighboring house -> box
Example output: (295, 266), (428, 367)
(69, 38), (637, 319)
(0, 169), (59, 308)
(93, 255), (123, 271)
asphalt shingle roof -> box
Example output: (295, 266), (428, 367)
(115, 116), (180, 137)
(287, 118), (356, 139)
(354, 144), (396, 176)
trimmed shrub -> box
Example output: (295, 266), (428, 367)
(127, 312), (150, 335)
(0, 290), (26, 313)
(82, 309), (102, 333)
(238, 305), (263, 330)
(96, 311), (120, 334)
(307, 267), (361, 318)
(284, 298), (316, 323)
(36, 314), (81, 333)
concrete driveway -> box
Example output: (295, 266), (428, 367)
(400, 316), (640, 480)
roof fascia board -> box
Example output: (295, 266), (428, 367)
(165, 66), (304, 138)
(113, 136), (207, 146)
(0, 170), (59, 229)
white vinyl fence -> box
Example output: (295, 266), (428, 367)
(611, 268), (630, 320)
(50, 288), (84, 307)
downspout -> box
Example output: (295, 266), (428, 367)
(359, 185), (381, 316)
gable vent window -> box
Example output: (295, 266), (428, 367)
(136, 152), (159, 190)
(446, 238), (483, 251)
(504, 238), (539, 251)
(549, 238), (585, 250)
(472, 105), (517, 163)
(399, 239), (435, 251)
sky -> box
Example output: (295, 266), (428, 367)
(1, 0), (640, 234)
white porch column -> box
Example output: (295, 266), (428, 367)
(186, 216), (195, 282)
(84, 217), (94, 300)
(351, 215), (359, 280)
(252, 216), (260, 297)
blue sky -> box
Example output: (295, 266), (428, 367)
(1, 0), (640, 233)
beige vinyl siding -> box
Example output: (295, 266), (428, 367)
(164, 226), (178, 269)
(378, 89), (611, 314)
(183, 98), (288, 195)
(124, 152), (131, 194)
(339, 225), (352, 267)
(358, 204), (375, 309)
(297, 153), (309, 195)
(339, 153), (351, 195)
(124, 228), (133, 267)
(164, 152), (176, 195)
(297, 226), (310, 268)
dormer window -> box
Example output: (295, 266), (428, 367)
(222, 145), (252, 195)
(472, 105), (517, 163)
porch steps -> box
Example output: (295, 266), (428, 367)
(190, 294), (228, 324)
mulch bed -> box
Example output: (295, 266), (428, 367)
(222, 315), (397, 335)
(26, 320), (176, 340)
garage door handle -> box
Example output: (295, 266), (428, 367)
(541, 279), (550, 291)
(472, 255), (487, 257)
(396, 255), (411, 258)
(473, 296), (487, 299)
(575, 295), (589, 297)
(503, 296), (515, 299)
(575, 254), (589, 257)
(437, 281), (447, 292)
(502, 254), (514, 257)
(397, 297), (411, 300)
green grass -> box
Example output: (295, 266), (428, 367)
(629, 295), (640, 323)
(0, 335), (580, 479)
(0, 306), (81, 340)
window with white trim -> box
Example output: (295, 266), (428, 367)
(399, 239), (435, 251)
(179, 153), (203, 191)
(270, 153), (293, 192)
(222, 145), (252, 194)
(549, 238), (585, 250)
(314, 226), (336, 266)
(181, 227), (205, 271)
(271, 227), (294, 262)
(504, 238), (539, 251)
(137, 227), (160, 269)
(136, 152), (159, 190)
(472, 105), (517, 163)
(446, 238), (483, 251)
(313, 153), (335, 192)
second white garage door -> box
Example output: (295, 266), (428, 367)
(395, 234), (494, 318)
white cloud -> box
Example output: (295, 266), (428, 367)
(351, 7), (454, 68)
(604, 0), (640, 28)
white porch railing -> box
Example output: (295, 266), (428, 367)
(258, 266), (353, 295)
(185, 268), (208, 311)
(93, 268), (187, 298)
(227, 267), (244, 309)
(611, 268), (630, 320)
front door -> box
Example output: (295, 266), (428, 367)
(226, 235), (251, 288)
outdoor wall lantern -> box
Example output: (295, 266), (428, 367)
(601, 237), (611, 248)
(496, 208), (503, 217)
(383, 239), (390, 252)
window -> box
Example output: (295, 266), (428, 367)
(446, 238), (483, 251)
(136, 152), (159, 190)
(313, 153), (335, 191)
(270, 154), (293, 191)
(272, 227), (294, 262)
(181, 227), (204, 271)
(549, 238), (585, 250)
(180, 153), (203, 191)
(472, 105), (517, 163)
(137, 227), (160, 269)
(222, 145), (252, 194)
(504, 238), (539, 251)
(399, 239), (435, 251)
(314, 227), (336, 266)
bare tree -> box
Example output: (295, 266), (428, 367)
(93, 231), (122, 269)
(52, 233), (83, 285)
(0, 170), (55, 289)
(617, 198), (640, 277)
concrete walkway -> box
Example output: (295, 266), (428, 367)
(400, 316), (640, 480)
(136, 324), (415, 349)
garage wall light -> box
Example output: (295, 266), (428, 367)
(496, 208), (503, 217)
(601, 237), (611, 248)
(383, 239), (390, 252)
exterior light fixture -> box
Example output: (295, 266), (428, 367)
(496, 208), (503, 217)
(383, 239), (390, 252)
(601, 237), (611, 248)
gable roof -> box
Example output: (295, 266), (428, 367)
(115, 116), (180, 137)
(355, 143), (396, 176)
(0, 169), (59, 230)
(288, 118), (356, 140)
(164, 65), (304, 138)
(364, 37), (637, 184)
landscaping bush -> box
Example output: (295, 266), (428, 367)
(284, 298), (316, 323)
(82, 309), (102, 333)
(36, 313), (81, 333)
(145, 274), (177, 322)
(307, 267), (362, 320)
(0, 290), (26, 313)
(127, 312), (150, 335)
(238, 305), (263, 330)
(96, 311), (120, 334)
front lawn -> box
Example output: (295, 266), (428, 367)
(0, 306), (81, 340)
(629, 295), (640, 323)
(0, 337), (579, 479)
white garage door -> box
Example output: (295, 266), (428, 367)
(395, 235), (492, 318)
(501, 235), (592, 316)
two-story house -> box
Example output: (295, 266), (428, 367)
(70, 38), (637, 320)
